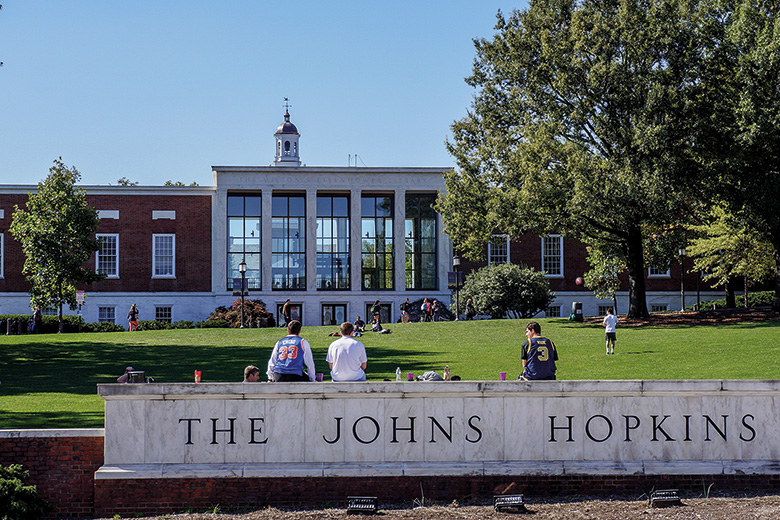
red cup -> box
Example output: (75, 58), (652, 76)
(194, 370), (201, 383)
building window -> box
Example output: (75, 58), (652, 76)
(488, 234), (509, 265)
(227, 194), (261, 290)
(365, 303), (392, 324)
(651, 304), (668, 313)
(648, 264), (670, 277)
(152, 234), (175, 278)
(598, 305), (612, 316)
(361, 195), (394, 290)
(155, 306), (172, 323)
(545, 306), (561, 318)
(542, 235), (563, 277)
(405, 195), (437, 290)
(322, 304), (346, 326)
(98, 307), (116, 323)
(272, 194), (306, 290)
(96, 234), (119, 277)
(316, 195), (350, 290)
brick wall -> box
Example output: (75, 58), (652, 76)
(0, 431), (104, 519)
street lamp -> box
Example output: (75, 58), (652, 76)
(678, 246), (686, 312)
(453, 255), (461, 321)
(238, 258), (247, 328)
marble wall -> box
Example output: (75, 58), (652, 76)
(97, 380), (780, 479)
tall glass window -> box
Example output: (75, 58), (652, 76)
(316, 195), (350, 290)
(542, 235), (563, 276)
(405, 195), (437, 290)
(227, 194), (261, 290)
(152, 234), (175, 278)
(488, 234), (510, 265)
(96, 234), (119, 277)
(361, 194), (394, 290)
(272, 194), (306, 290)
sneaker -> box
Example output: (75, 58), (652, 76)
(610, 350), (614, 355)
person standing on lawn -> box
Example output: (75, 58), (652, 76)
(603, 307), (618, 355)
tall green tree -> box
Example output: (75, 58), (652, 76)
(437, 0), (712, 318)
(707, 0), (780, 310)
(10, 159), (105, 332)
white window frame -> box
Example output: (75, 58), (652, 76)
(155, 305), (173, 323)
(488, 234), (510, 265)
(96, 234), (119, 278)
(651, 304), (669, 312)
(98, 306), (116, 324)
(648, 264), (670, 277)
(152, 234), (176, 278)
(542, 235), (564, 277)
(545, 305), (561, 318)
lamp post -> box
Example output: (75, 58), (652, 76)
(238, 258), (247, 328)
(678, 246), (686, 312)
(453, 255), (461, 321)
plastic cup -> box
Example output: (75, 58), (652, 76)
(194, 370), (201, 383)
(407, 373), (414, 381)
(316, 373), (323, 382)
(500, 372), (507, 381)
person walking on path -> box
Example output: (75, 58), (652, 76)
(519, 321), (558, 381)
(603, 308), (618, 355)
(281, 299), (292, 327)
(127, 304), (139, 331)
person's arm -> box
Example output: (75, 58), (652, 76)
(267, 342), (279, 381)
(360, 362), (367, 370)
(302, 339), (316, 381)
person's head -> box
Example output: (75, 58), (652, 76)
(525, 322), (541, 336)
(424, 297), (429, 302)
(372, 315), (379, 322)
(285, 299), (290, 303)
(355, 316), (361, 321)
(405, 298), (410, 302)
(340, 321), (354, 337)
(607, 308), (613, 315)
(467, 298), (472, 303)
(288, 320), (302, 335)
(244, 365), (260, 382)
(374, 299), (380, 304)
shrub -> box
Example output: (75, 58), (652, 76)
(208, 298), (276, 328)
(136, 319), (195, 331)
(459, 263), (555, 319)
(686, 290), (776, 310)
(81, 321), (126, 333)
(0, 464), (52, 520)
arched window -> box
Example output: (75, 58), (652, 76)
(284, 141), (291, 155)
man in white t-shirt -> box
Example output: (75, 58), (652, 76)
(602, 308), (619, 355)
(326, 321), (368, 381)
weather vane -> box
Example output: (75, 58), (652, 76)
(283, 97), (292, 111)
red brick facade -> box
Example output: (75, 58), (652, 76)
(0, 190), (212, 295)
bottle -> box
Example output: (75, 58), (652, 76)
(443, 365), (451, 381)
(396, 367), (401, 382)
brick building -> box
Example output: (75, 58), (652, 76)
(0, 110), (718, 326)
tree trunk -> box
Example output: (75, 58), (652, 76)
(725, 279), (736, 308)
(58, 303), (64, 333)
(623, 227), (649, 319)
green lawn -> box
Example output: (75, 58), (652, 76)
(1, 318), (779, 429)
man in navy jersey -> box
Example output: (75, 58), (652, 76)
(519, 321), (558, 380)
(266, 320), (316, 382)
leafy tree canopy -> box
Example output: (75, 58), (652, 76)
(10, 159), (105, 331)
(437, 0), (715, 318)
(460, 263), (555, 319)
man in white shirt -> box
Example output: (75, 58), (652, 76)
(602, 308), (619, 355)
(326, 322), (368, 382)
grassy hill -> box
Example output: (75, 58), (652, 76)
(1, 318), (779, 429)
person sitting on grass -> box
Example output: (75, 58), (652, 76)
(326, 321), (368, 382)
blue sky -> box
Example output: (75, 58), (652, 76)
(0, 1), (525, 186)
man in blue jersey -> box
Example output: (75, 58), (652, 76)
(266, 320), (316, 382)
(519, 321), (558, 381)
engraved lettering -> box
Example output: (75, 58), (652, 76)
(651, 415), (675, 441)
(704, 414), (728, 442)
(585, 414), (612, 443)
(549, 415), (575, 442)
(740, 414), (756, 442)
(323, 417), (343, 444)
(248, 417), (267, 444)
(465, 415), (482, 443)
(353, 416), (380, 444)
(390, 416), (416, 443)
(429, 416), (454, 443)
(211, 418), (236, 445)
(179, 418), (201, 445)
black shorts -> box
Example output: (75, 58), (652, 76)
(605, 332), (616, 341)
